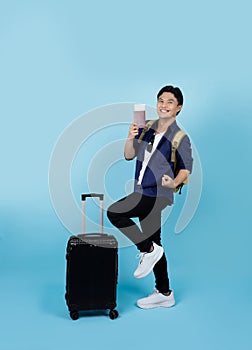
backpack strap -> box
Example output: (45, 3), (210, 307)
(137, 119), (157, 144)
(171, 130), (188, 193)
(171, 130), (186, 163)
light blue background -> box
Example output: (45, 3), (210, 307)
(0, 1), (251, 349)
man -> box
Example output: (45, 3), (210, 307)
(107, 85), (193, 309)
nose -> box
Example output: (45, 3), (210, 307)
(160, 102), (167, 108)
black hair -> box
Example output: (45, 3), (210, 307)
(157, 85), (184, 114)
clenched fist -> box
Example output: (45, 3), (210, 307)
(162, 174), (176, 189)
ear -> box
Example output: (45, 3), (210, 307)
(176, 104), (182, 114)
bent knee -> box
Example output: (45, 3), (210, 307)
(107, 206), (118, 223)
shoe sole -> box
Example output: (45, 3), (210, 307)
(134, 247), (164, 279)
(137, 300), (175, 309)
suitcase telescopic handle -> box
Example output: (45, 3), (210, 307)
(81, 193), (104, 201)
(81, 193), (104, 234)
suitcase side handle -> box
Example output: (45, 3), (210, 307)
(81, 193), (104, 234)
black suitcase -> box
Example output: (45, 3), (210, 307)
(65, 193), (119, 320)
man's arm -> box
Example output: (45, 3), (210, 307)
(162, 169), (190, 189)
(124, 123), (139, 160)
(162, 134), (193, 189)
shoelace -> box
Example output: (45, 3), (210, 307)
(136, 252), (146, 264)
(146, 289), (160, 298)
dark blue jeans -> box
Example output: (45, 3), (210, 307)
(107, 192), (171, 293)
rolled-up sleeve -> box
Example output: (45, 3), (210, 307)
(176, 135), (193, 173)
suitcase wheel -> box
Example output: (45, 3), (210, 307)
(70, 310), (79, 320)
(109, 309), (119, 320)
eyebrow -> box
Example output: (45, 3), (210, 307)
(158, 97), (175, 102)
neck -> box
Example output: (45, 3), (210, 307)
(157, 117), (176, 133)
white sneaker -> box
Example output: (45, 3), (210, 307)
(137, 289), (175, 309)
(133, 242), (164, 279)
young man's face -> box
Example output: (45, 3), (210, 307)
(156, 92), (182, 119)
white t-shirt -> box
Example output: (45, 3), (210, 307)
(137, 132), (164, 185)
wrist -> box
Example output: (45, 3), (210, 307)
(173, 179), (178, 189)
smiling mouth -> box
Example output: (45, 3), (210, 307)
(160, 109), (170, 113)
